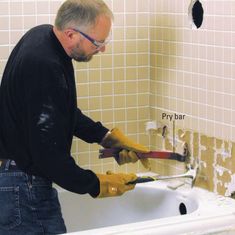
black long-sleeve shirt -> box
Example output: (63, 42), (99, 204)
(0, 24), (109, 197)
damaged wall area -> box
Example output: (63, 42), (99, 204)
(150, 124), (235, 197)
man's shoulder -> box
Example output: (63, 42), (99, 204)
(28, 24), (53, 34)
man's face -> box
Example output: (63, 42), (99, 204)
(70, 15), (112, 62)
(70, 42), (100, 62)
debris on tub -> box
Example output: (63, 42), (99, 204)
(231, 192), (235, 200)
(225, 174), (235, 198)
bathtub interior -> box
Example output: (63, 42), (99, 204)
(58, 184), (198, 233)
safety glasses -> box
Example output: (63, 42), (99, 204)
(72, 28), (111, 49)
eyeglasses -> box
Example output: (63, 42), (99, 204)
(71, 28), (111, 49)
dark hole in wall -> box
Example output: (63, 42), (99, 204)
(192, 0), (204, 28)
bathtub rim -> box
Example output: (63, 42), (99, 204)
(65, 211), (235, 235)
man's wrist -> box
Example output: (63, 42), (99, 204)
(100, 130), (111, 146)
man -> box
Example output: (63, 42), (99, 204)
(0, 0), (150, 234)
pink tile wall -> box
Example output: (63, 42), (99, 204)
(150, 0), (235, 142)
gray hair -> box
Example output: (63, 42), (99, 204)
(55, 0), (113, 32)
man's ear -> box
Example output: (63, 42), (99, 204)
(64, 28), (77, 40)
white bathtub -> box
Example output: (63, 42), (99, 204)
(58, 181), (235, 235)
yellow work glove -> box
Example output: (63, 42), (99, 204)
(101, 128), (151, 169)
(96, 171), (137, 198)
